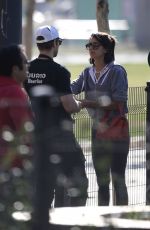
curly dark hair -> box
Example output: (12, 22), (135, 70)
(89, 32), (116, 65)
(0, 44), (25, 77)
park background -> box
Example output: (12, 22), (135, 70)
(22, 0), (149, 206)
(0, 0), (150, 229)
(22, 0), (150, 87)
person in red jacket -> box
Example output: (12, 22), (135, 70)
(0, 44), (33, 170)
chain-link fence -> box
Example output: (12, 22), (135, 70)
(73, 86), (146, 206)
(0, 86), (147, 228)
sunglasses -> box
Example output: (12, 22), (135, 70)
(85, 42), (101, 50)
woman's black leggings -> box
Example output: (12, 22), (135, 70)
(92, 128), (129, 206)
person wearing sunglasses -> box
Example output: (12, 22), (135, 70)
(71, 32), (129, 206)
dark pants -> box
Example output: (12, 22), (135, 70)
(32, 129), (88, 230)
(31, 98), (88, 230)
(52, 133), (88, 207)
(54, 160), (88, 207)
(92, 128), (129, 206)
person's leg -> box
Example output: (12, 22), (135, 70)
(111, 140), (129, 205)
(65, 142), (88, 206)
(54, 175), (68, 207)
(54, 137), (88, 207)
(51, 132), (73, 207)
(68, 161), (88, 206)
(53, 161), (71, 207)
(92, 129), (112, 205)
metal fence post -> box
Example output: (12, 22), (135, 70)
(31, 86), (57, 230)
(146, 81), (150, 204)
(0, 0), (22, 48)
(112, 179), (116, 205)
(148, 52), (150, 67)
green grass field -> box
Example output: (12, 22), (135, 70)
(65, 63), (150, 87)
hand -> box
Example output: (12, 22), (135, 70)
(79, 99), (97, 108)
(97, 122), (109, 133)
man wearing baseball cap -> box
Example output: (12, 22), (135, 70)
(24, 25), (88, 229)
(35, 25), (61, 43)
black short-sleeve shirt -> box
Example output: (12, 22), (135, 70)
(24, 58), (72, 123)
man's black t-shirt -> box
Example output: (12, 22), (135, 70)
(24, 57), (88, 207)
(24, 57), (73, 125)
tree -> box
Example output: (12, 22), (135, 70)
(96, 0), (110, 33)
(24, 0), (110, 59)
(24, 0), (35, 59)
(24, 0), (54, 59)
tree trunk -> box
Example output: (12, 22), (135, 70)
(23, 0), (35, 59)
(96, 0), (110, 33)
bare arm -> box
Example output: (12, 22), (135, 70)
(80, 99), (122, 110)
(60, 94), (82, 113)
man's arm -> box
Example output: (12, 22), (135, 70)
(60, 94), (82, 113)
(79, 99), (123, 111)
